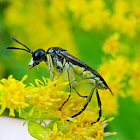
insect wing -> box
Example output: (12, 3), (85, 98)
(58, 50), (102, 79)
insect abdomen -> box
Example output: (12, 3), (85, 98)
(71, 64), (94, 78)
(71, 64), (85, 75)
(71, 64), (108, 89)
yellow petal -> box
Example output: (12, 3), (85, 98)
(21, 75), (28, 82)
(18, 107), (21, 116)
(0, 102), (6, 115)
(9, 108), (15, 116)
(29, 106), (35, 116)
(52, 123), (58, 136)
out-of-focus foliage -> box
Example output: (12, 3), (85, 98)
(0, 0), (140, 139)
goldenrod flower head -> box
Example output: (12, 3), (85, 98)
(28, 116), (116, 140)
(98, 56), (130, 115)
(2, 0), (140, 138)
(129, 79), (140, 102)
(131, 0), (140, 20)
(114, 0), (128, 15)
(27, 77), (69, 118)
(48, 90), (87, 124)
(0, 75), (29, 116)
(99, 56), (129, 90)
(102, 33), (120, 55)
(0, 75), (116, 139)
(79, 0), (110, 30)
(68, 0), (87, 18)
(128, 60), (140, 102)
(5, 0), (78, 60)
(45, 122), (64, 140)
(129, 60), (140, 80)
(66, 117), (116, 140)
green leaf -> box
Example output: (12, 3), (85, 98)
(28, 120), (48, 140)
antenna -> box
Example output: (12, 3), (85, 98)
(6, 36), (33, 54)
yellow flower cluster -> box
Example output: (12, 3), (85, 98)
(102, 33), (120, 56)
(27, 78), (69, 118)
(0, 75), (29, 116)
(1, 0), (140, 139)
(3, 0), (140, 107)
(100, 32), (140, 115)
(69, 0), (110, 30)
(43, 117), (116, 140)
(67, 0), (139, 37)
(98, 56), (129, 115)
(128, 59), (140, 102)
(4, 0), (78, 58)
(5, 0), (140, 57)
(0, 75), (116, 139)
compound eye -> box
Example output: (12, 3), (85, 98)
(33, 49), (45, 61)
(34, 52), (41, 60)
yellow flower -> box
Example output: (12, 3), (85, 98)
(109, 0), (136, 36)
(113, 0), (128, 15)
(131, 0), (140, 22)
(0, 75), (29, 116)
(129, 60), (140, 80)
(45, 122), (64, 140)
(129, 79), (140, 102)
(68, 0), (87, 19)
(0, 75), (116, 139)
(102, 33), (120, 55)
(80, 0), (110, 30)
(97, 56), (130, 115)
(5, 0), (78, 61)
(128, 60), (140, 102)
(35, 111), (116, 140)
(27, 77), (69, 118)
(98, 56), (129, 93)
(44, 117), (116, 140)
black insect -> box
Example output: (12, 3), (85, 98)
(7, 36), (114, 124)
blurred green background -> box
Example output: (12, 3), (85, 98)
(0, 0), (140, 139)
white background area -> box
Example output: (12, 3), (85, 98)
(0, 117), (36, 140)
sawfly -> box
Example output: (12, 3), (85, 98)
(7, 36), (114, 124)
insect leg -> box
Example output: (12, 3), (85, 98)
(46, 54), (55, 81)
(91, 89), (102, 125)
(70, 84), (96, 118)
(72, 78), (96, 98)
(72, 86), (87, 98)
(77, 79), (96, 85)
(59, 69), (72, 110)
(53, 73), (62, 81)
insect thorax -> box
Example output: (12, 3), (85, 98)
(51, 55), (64, 73)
